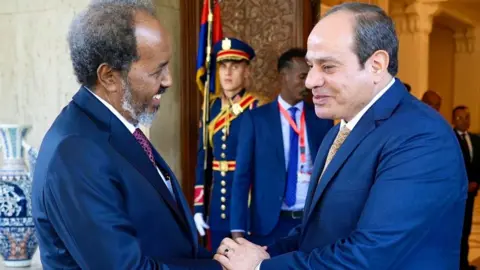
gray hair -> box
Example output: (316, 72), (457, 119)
(323, 2), (399, 76)
(68, 2), (156, 87)
(89, 0), (156, 14)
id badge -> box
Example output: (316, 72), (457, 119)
(298, 172), (311, 183)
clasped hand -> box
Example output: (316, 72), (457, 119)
(214, 237), (270, 270)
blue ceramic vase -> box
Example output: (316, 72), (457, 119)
(0, 124), (38, 267)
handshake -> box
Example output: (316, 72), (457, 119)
(213, 237), (270, 270)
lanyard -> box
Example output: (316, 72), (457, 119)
(278, 102), (306, 163)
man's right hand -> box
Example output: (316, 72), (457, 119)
(231, 232), (244, 240)
(194, 213), (209, 236)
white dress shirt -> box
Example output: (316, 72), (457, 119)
(86, 88), (175, 197)
(340, 78), (395, 131)
(278, 95), (313, 211)
(256, 78), (396, 270)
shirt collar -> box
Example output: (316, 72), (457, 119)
(340, 78), (395, 131)
(456, 130), (468, 136)
(277, 94), (304, 112)
(85, 87), (137, 134)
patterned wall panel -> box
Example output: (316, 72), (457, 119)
(220, 0), (304, 100)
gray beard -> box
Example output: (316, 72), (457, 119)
(121, 79), (157, 127)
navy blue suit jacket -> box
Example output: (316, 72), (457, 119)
(260, 79), (467, 269)
(230, 101), (333, 235)
(32, 87), (220, 270)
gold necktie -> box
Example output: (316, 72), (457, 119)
(320, 126), (351, 177)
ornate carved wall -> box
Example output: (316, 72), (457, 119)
(220, 0), (306, 100)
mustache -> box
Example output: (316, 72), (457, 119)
(157, 87), (167, 95)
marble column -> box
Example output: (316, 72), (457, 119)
(391, 2), (439, 98)
(453, 28), (479, 132)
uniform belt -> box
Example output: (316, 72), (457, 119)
(280, 210), (304, 219)
(212, 160), (236, 172)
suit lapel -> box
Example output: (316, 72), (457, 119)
(305, 78), (407, 221)
(152, 149), (198, 252)
(304, 104), (319, 162)
(72, 87), (195, 245)
(302, 126), (337, 223)
(308, 110), (376, 219)
(108, 120), (186, 223)
(268, 101), (286, 168)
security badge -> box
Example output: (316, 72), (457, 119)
(298, 164), (312, 183)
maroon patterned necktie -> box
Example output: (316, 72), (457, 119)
(133, 128), (155, 165)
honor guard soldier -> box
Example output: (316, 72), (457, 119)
(193, 37), (265, 251)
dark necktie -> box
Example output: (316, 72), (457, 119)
(133, 128), (175, 209)
(133, 128), (171, 181)
(285, 107), (298, 207)
(459, 133), (472, 161)
(133, 128), (155, 165)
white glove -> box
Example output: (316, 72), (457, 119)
(194, 213), (210, 236)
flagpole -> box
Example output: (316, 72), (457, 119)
(202, 0), (214, 170)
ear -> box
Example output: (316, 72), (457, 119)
(368, 50), (389, 82)
(243, 64), (251, 79)
(97, 63), (122, 93)
(278, 69), (288, 84)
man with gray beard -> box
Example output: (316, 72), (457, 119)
(31, 2), (221, 269)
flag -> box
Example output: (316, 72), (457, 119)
(196, 0), (223, 96)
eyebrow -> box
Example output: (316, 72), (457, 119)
(152, 61), (169, 73)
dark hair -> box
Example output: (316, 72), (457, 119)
(277, 48), (307, 72)
(323, 2), (398, 76)
(452, 105), (468, 118)
(404, 83), (411, 92)
(67, 3), (155, 87)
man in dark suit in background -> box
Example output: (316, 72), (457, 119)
(230, 48), (333, 246)
(32, 2), (220, 269)
(214, 3), (466, 269)
(453, 105), (480, 270)
(422, 90), (442, 112)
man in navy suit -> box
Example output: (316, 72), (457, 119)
(214, 3), (467, 269)
(31, 2), (220, 269)
(453, 106), (480, 270)
(230, 48), (333, 246)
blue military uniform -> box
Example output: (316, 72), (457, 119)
(194, 37), (264, 251)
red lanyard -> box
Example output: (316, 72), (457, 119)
(278, 102), (306, 163)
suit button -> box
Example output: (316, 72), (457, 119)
(221, 180), (226, 186)
(221, 188), (227, 194)
(221, 204), (226, 211)
(248, 231), (252, 235)
(221, 153), (226, 158)
(221, 196), (226, 202)
(222, 128), (227, 134)
(221, 144), (227, 150)
(221, 213), (226, 219)
(221, 136), (226, 141)
(221, 171), (226, 177)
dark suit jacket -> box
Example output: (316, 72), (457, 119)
(230, 101), (333, 235)
(32, 87), (220, 270)
(454, 131), (480, 188)
(260, 79), (467, 269)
